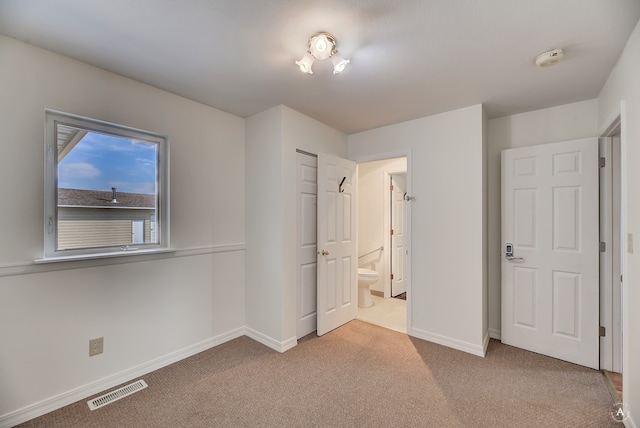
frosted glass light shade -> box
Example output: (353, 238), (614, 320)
(295, 52), (315, 74)
(331, 52), (350, 74)
(310, 33), (333, 59)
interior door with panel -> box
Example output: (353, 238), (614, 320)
(317, 153), (357, 336)
(391, 174), (407, 296)
(296, 152), (318, 338)
(501, 138), (599, 369)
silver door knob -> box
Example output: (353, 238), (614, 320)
(321, 249), (329, 256)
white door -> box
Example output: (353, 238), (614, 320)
(317, 153), (357, 336)
(501, 138), (599, 369)
(132, 220), (144, 244)
(296, 153), (318, 338)
(391, 174), (407, 296)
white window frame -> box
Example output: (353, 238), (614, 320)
(42, 109), (170, 261)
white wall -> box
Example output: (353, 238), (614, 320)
(357, 158), (407, 294)
(598, 18), (640, 427)
(0, 36), (246, 425)
(245, 105), (347, 348)
(348, 105), (488, 356)
(244, 107), (285, 346)
(486, 99), (599, 338)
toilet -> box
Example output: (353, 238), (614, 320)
(357, 268), (378, 308)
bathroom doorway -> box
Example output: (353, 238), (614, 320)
(355, 157), (409, 333)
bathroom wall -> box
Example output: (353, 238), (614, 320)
(357, 157), (407, 295)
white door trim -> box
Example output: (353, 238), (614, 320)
(599, 117), (623, 373)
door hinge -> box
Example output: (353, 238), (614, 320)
(599, 157), (606, 168)
(600, 242), (606, 252)
(390, 273), (394, 280)
(390, 229), (394, 236)
(390, 184), (394, 190)
(600, 326), (606, 337)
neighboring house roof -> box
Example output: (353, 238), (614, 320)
(58, 188), (155, 209)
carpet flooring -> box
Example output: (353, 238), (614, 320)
(17, 320), (618, 427)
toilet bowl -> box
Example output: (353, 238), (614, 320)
(357, 268), (378, 308)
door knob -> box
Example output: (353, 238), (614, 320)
(505, 243), (524, 262)
(321, 249), (329, 256)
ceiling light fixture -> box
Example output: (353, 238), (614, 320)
(535, 48), (564, 68)
(296, 32), (350, 75)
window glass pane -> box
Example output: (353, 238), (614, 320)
(56, 124), (159, 250)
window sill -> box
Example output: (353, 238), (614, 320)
(34, 248), (176, 264)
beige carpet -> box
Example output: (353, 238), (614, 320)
(17, 320), (618, 427)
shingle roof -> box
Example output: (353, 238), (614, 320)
(58, 188), (155, 209)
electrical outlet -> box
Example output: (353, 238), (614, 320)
(89, 337), (104, 357)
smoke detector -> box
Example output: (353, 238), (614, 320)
(535, 48), (564, 68)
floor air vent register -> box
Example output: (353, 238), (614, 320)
(87, 380), (148, 410)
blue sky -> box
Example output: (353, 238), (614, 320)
(58, 132), (157, 194)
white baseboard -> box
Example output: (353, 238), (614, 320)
(0, 327), (245, 428)
(409, 327), (487, 357)
(244, 327), (297, 353)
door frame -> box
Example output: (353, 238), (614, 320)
(599, 115), (623, 373)
(352, 149), (413, 333)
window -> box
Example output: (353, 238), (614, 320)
(43, 110), (169, 259)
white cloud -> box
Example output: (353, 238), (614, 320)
(59, 162), (100, 179)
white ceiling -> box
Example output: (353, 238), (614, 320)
(1, 0), (639, 134)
